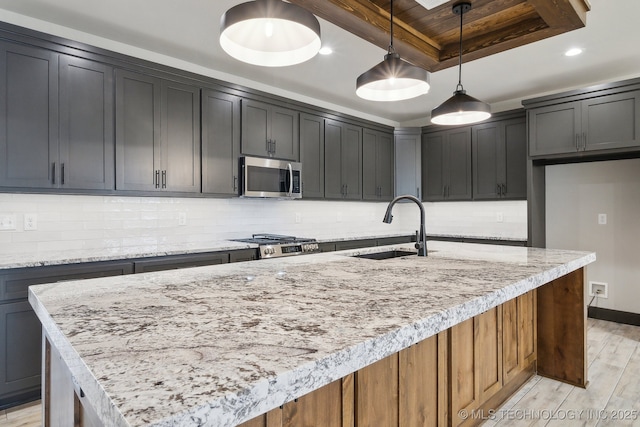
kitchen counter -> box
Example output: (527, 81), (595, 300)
(28, 242), (595, 426)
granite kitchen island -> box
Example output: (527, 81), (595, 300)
(28, 241), (595, 427)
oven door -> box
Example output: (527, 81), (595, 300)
(241, 156), (302, 198)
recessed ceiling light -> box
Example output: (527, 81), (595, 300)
(319, 46), (333, 55)
(415, 0), (450, 10)
(564, 48), (583, 57)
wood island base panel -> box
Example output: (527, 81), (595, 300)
(28, 241), (595, 427)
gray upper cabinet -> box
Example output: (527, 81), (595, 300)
(422, 128), (472, 201)
(0, 42), (114, 190)
(394, 128), (421, 199)
(59, 56), (115, 190)
(201, 89), (240, 195)
(362, 128), (393, 201)
(472, 117), (526, 200)
(0, 42), (58, 188)
(325, 119), (362, 200)
(115, 70), (200, 192)
(528, 90), (640, 157)
(241, 99), (299, 160)
(300, 113), (325, 198)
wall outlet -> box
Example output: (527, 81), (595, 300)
(496, 212), (504, 223)
(589, 281), (608, 298)
(295, 212), (301, 223)
(0, 214), (17, 230)
(24, 213), (37, 231)
(178, 212), (187, 226)
(598, 213), (607, 225)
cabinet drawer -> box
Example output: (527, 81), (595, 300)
(133, 252), (229, 273)
(0, 261), (134, 302)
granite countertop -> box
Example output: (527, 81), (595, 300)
(28, 241), (595, 427)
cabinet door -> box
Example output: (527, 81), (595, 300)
(342, 123), (362, 200)
(241, 99), (270, 157)
(476, 307), (503, 403)
(324, 119), (344, 199)
(446, 128), (472, 200)
(271, 106), (299, 161)
(300, 113), (324, 198)
(202, 89), (240, 195)
(503, 290), (537, 384)
(528, 103), (580, 156)
(502, 118), (527, 199)
(399, 333), (447, 427)
(395, 131), (421, 199)
(0, 301), (41, 402)
(422, 132), (445, 201)
(363, 129), (394, 200)
(362, 128), (379, 200)
(450, 317), (478, 427)
(161, 80), (200, 193)
(59, 56), (114, 190)
(472, 122), (500, 200)
(582, 91), (640, 151)
(356, 353), (399, 427)
(115, 70), (162, 191)
(377, 131), (394, 200)
(282, 379), (345, 427)
(0, 42), (58, 188)
(133, 252), (229, 273)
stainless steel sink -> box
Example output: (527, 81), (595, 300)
(352, 250), (417, 260)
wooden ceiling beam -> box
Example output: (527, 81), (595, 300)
(290, 0), (591, 72)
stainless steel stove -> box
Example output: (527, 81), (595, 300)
(232, 234), (319, 259)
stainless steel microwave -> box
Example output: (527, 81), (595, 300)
(240, 156), (302, 199)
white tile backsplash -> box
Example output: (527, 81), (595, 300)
(0, 194), (527, 256)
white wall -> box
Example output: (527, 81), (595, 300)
(546, 159), (640, 315)
(0, 194), (527, 256)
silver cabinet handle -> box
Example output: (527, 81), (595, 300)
(61, 163), (65, 185)
(497, 183), (501, 196)
(582, 132), (586, 151)
(575, 133), (580, 151)
(162, 170), (167, 189)
(272, 139), (276, 155)
(233, 175), (238, 191)
(51, 162), (56, 185)
(155, 170), (160, 188)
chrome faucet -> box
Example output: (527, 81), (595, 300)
(382, 195), (428, 256)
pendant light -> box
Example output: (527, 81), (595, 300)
(430, 2), (491, 125)
(220, 0), (321, 67)
(356, 0), (430, 102)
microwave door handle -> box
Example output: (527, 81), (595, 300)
(287, 163), (293, 197)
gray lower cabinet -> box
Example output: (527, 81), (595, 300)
(300, 113), (325, 198)
(241, 99), (299, 160)
(0, 43), (115, 191)
(422, 128), (472, 201)
(0, 261), (134, 408)
(362, 128), (394, 201)
(115, 69), (200, 192)
(325, 119), (362, 200)
(472, 117), (526, 200)
(201, 89), (241, 195)
(528, 90), (640, 157)
(394, 128), (422, 199)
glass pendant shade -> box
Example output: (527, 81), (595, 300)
(356, 53), (430, 102)
(430, 2), (490, 125)
(220, 0), (321, 67)
(430, 89), (491, 125)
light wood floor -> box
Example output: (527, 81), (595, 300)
(3, 319), (639, 427)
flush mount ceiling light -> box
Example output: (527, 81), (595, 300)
(415, 0), (451, 10)
(431, 2), (491, 125)
(220, 0), (321, 67)
(356, 0), (430, 102)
